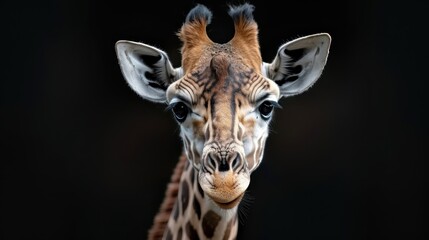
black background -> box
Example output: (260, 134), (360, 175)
(1, 0), (427, 239)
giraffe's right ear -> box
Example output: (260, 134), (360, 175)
(115, 40), (183, 103)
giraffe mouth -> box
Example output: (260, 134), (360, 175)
(212, 193), (244, 209)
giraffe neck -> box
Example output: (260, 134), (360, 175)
(153, 152), (239, 240)
(148, 153), (188, 240)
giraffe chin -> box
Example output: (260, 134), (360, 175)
(199, 171), (250, 209)
(210, 193), (245, 209)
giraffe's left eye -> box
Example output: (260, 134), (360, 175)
(171, 102), (189, 123)
(258, 101), (274, 120)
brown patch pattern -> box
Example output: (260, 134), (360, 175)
(192, 197), (201, 220)
(202, 210), (222, 238)
(181, 178), (190, 213)
(177, 227), (183, 240)
(185, 221), (199, 240)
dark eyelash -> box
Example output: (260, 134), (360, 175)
(165, 102), (177, 112)
(263, 100), (282, 109)
(270, 101), (282, 109)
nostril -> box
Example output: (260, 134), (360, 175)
(218, 159), (229, 172)
(208, 155), (216, 169)
(232, 156), (240, 169)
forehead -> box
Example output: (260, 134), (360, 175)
(167, 47), (279, 105)
(167, 43), (279, 104)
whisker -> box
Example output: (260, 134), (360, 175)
(237, 191), (255, 226)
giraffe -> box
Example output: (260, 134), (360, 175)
(115, 3), (331, 240)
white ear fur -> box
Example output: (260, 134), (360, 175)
(263, 33), (331, 98)
(115, 40), (183, 103)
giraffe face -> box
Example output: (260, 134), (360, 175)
(115, 3), (331, 210)
(166, 50), (280, 208)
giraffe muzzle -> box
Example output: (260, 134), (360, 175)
(200, 169), (249, 209)
(199, 149), (250, 209)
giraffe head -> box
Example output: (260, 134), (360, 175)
(115, 3), (330, 209)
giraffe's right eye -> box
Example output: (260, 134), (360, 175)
(171, 102), (189, 123)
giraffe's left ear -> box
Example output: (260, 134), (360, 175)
(263, 33), (331, 98)
(115, 40), (183, 103)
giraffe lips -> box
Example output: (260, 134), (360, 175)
(200, 171), (250, 209)
(213, 193), (244, 209)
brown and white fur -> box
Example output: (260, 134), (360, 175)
(115, 3), (331, 240)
